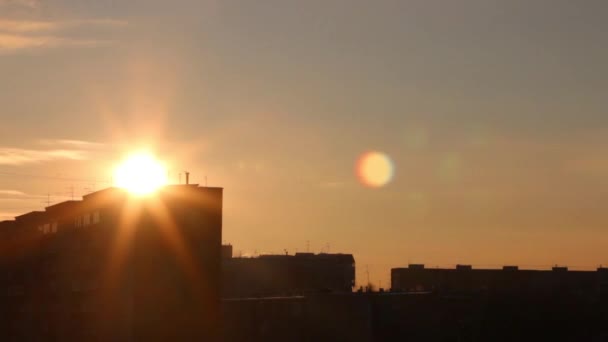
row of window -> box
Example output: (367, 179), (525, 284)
(37, 211), (101, 234)
(75, 212), (100, 228)
(38, 222), (58, 234)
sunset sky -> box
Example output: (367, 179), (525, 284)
(1, 0), (608, 286)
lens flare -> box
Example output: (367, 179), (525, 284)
(356, 151), (394, 188)
(114, 152), (168, 195)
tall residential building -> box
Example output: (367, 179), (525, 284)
(0, 185), (223, 341)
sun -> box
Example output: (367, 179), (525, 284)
(114, 152), (168, 195)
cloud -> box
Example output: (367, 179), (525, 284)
(0, 189), (42, 200)
(0, 19), (54, 32)
(0, 147), (89, 165)
(0, 189), (26, 196)
(0, 33), (110, 53)
(0, 139), (105, 165)
(38, 139), (104, 149)
(0, 0), (39, 9)
(0, 15), (126, 53)
(0, 18), (127, 33)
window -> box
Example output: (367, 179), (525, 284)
(41, 223), (50, 234)
(83, 214), (91, 226)
(92, 211), (100, 224)
(51, 222), (58, 233)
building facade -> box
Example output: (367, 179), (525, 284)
(222, 252), (355, 298)
(392, 264), (608, 294)
(0, 185), (223, 341)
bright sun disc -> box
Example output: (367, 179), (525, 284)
(114, 153), (168, 195)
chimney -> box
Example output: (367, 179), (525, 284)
(185, 171), (190, 185)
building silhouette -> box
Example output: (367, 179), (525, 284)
(0, 185), (223, 341)
(223, 289), (608, 342)
(392, 264), (608, 294)
(222, 263), (608, 341)
(222, 250), (355, 298)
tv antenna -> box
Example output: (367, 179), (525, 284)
(41, 193), (51, 207)
(66, 186), (75, 200)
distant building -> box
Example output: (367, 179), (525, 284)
(223, 290), (608, 342)
(391, 264), (608, 294)
(223, 294), (373, 342)
(221, 244), (233, 260)
(0, 185), (223, 341)
(222, 251), (355, 298)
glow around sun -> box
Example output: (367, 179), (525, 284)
(114, 152), (168, 195)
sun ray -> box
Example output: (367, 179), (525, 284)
(102, 196), (142, 291)
(145, 194), (210, 301)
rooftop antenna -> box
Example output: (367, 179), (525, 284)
(284, 249), (288, 256)
(42, 193), (51, 207)
(66, 186), (74, 200)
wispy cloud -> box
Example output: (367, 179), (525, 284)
(0, 19), (54, 32)
(0, 18), (127, 33)
(0, 189), (70, 201)
(0, 0), (39, 10)
(0, 138), (105, 165)
(0, 147), (89, 165)
(0, 33), (109, 53)
(38, 139), (105, 149)
(0, 8), (126, 54)
(0, 189), (26, 196)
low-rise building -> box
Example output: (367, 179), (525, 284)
(392, 264), (607, 294)
(222, 251), (355, 298)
